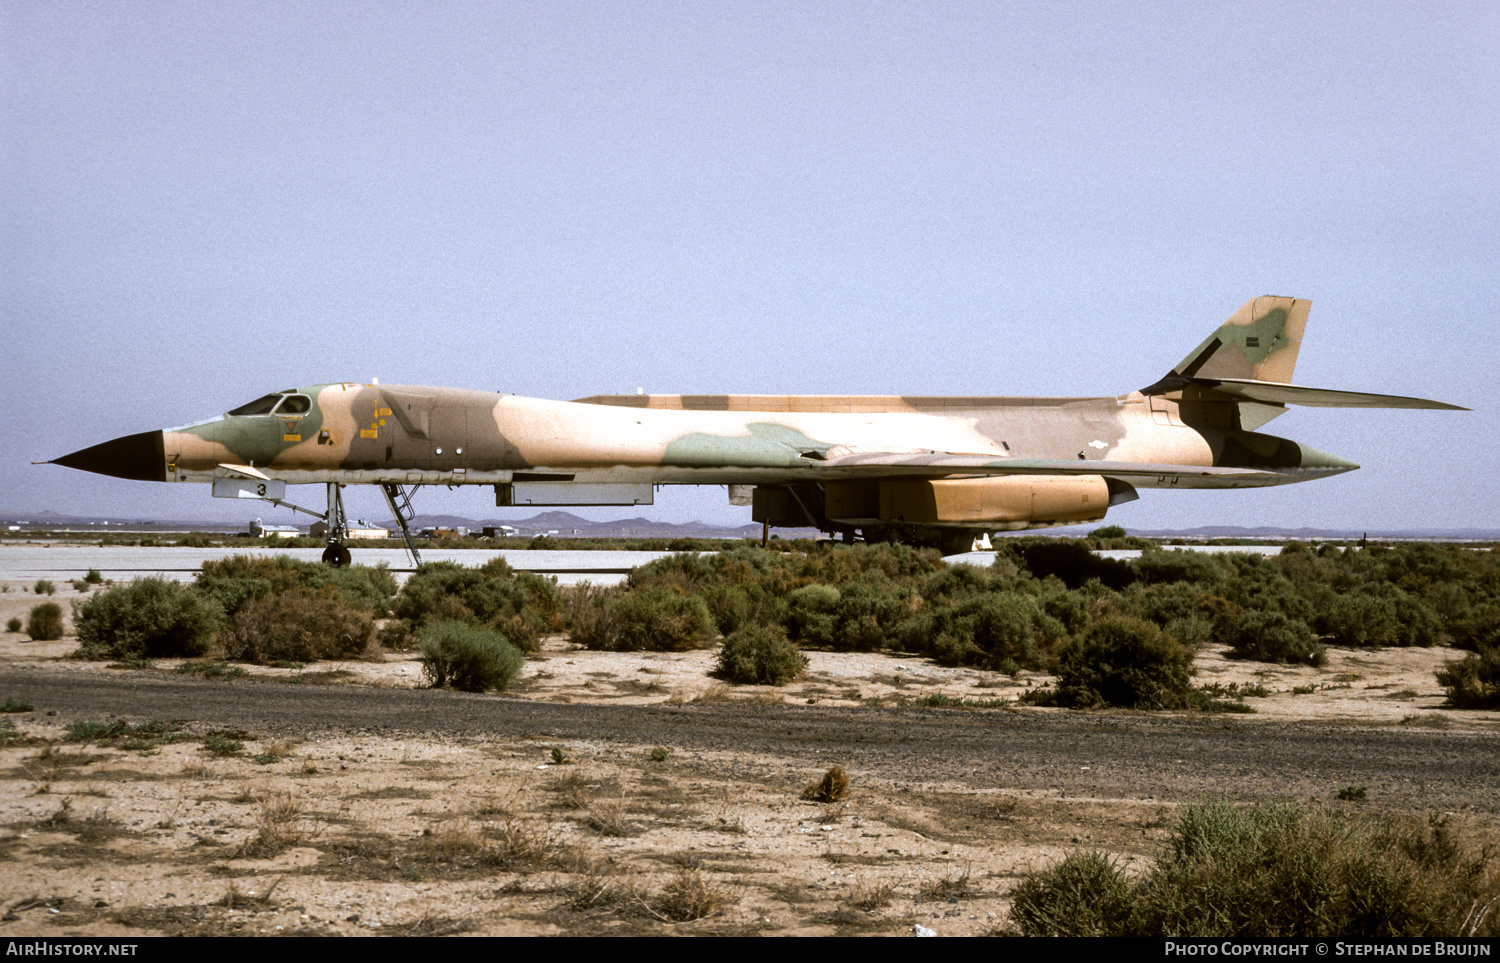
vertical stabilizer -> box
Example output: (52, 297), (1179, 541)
(1171, 296), (1310, 385)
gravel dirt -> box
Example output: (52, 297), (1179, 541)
(2, 576), (1498, 937)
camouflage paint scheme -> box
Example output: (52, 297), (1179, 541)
(50, 298), (1464, 548)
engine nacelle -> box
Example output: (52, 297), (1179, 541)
(826, 475), (1114, 530)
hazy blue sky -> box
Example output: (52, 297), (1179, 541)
(4, 1), (1496, 532)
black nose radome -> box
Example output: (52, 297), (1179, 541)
(49, 430), (166, 482)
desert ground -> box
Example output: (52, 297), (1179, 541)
(2, 575), (1498, 937)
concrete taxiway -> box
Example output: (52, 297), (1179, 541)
(0, 543), (675, 585)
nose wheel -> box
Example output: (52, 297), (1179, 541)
(321, 543), (352, 567)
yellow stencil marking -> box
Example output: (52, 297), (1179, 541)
(283, 434), (301, 443)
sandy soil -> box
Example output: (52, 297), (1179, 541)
(1, 577), (1497, 937)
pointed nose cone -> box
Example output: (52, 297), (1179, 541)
(48, 430), (166, 482)
(1296, 443), (1360, 475)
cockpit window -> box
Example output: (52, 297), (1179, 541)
(228, 393), (286, 417)
(275, 394), (311, 415)
(227, 391), (310, 416)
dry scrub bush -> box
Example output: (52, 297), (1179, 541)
(488, 817), (570, 869)
(571, 585), (714, 652)
(1438, 645), (1500, 709)
(195, 554), (394, 620)
(419, 819), (487, 860)
(920, 867), (974, 902)
(584, 799), (637, 837)
(1052, 616), (1195, 709)
(73, 578), (218, 660)
(563, 582), (616, 649)
(684, 683), (732, 704)
(550, 770), (595, 810)
(914, 593), (1066, 671)
(1010, 801), (1500, 937)
(714, 623), (807, 685)
(802, 765), (850, 803)
(1223, 610), (1326, 667)
(609, 587), (714, 651)
(784, 584), (840, 646)
(567, 869), (632, 912)
(216, 877), (283, 910)
(220, 592), (374, 663)
(1315, 590), (1442, 649)
(25, 603), (64, 641)
(643, 868), (735, 922)
(1009, 851), (1134, 936)
(846, 879), (897, 911)
(387, 559), (563, 652)
(419, 621), (524, 692)
(233, 793), (307, 858)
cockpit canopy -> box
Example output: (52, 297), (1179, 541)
(227, 391), (312, 417)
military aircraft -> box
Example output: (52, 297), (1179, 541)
(44, 297), (1464, 565)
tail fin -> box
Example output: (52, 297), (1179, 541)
(1171, 296), (1310, 384)
(1142, 296), (1308, 400)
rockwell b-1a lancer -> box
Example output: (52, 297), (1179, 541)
(45, 297), (1464, 565)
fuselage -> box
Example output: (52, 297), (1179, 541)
(50, 294), (1467, 553)
(45, 380), (1364, 554)
(125, 382), (1350, 490)
(52, 295), (1472, 555)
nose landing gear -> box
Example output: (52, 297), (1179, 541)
(321, 481), (422, 567)
(322, 482), (350, 567)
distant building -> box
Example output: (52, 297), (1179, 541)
(249, 517), (301, 539)
(310, 522), (391, 539)
(417, 527), (468, 539)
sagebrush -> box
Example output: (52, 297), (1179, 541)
(1437, 645), (1500, 709)
(220, 592), (374, 663)
(714, 623), (807, 685)
(26, 603), (64, 641)
(387, 559), (563, 652)
(419, 621), (524, 692)
(73, 578), (218, 660)
(1051, 616), (1195, 709)
(1010, 801), (1500, 937)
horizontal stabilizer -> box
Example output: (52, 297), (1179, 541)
(1191, 379), (1467, 410)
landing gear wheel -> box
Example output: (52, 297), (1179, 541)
(321, 544), (352, 568)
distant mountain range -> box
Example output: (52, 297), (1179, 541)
(404, 510), (778, 539)
(1125, 525), (1500, 540)
(0, 508), (790, 539)
(3, 508), (1497, 541)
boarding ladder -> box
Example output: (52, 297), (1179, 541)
(380, 483), (423, 567)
